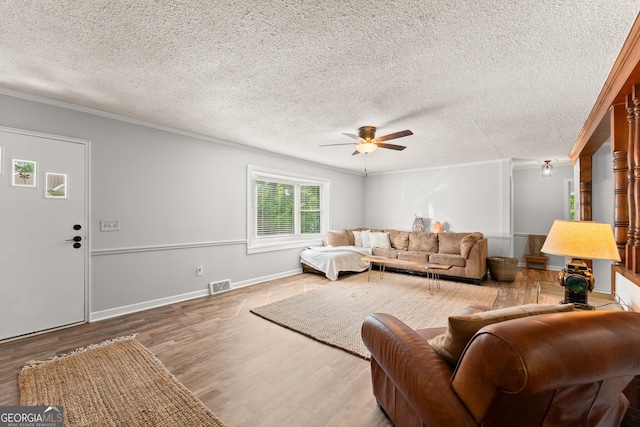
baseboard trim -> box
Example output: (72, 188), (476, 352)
(89, 268), (302, 322)
(230, 268), (302, 290)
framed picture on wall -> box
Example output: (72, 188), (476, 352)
(45, 172), (68, 199)
(11, 159), (37, 187)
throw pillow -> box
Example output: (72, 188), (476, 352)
(361, 230), (371, 248)
(369, 232), (391, 249)
(388, 230), (410, 250)
(353, 231), (363, 247)
(323, 230), (349, 247)
(428, 304), (575, 367)
(460, 233), (483, 258)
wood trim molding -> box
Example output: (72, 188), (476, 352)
(570, 14), (640, 164)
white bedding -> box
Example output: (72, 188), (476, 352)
(300, 245), (372, 281)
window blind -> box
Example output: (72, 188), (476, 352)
(256, 180), (294, 236)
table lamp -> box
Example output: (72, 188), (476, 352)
(540, 220), (620, 310)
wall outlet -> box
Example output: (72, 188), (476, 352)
(196, 265), (204, 276)
(100, 220), (119, 231)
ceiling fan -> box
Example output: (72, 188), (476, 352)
(320, 126), (413, 155)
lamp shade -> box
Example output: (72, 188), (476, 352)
(540, 220), (620, 261)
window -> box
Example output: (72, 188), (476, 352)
(564, 179), (575, 220)
(247, 165), (330, 253)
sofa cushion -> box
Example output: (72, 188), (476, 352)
(372, 248), (400, 259)
(438, 232), (465, 254)
(388, 230), (410, 250)
(460, 232), (483, 258)
(429, 253), (466, 268)
(370, 232), (391, 249)
(398, 251), (429, 263)
(324, 229), (349, 247)
(345, 229), (356, 246)
(408, 232), (438, 252)
(427, 304), (575, 367)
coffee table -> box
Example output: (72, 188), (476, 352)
(424, 262), (452, 294)
(362, 256), (419, 281)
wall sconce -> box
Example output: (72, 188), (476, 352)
(541, 160), (553, 177)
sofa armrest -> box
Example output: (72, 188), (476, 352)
(361, 313), (476, 427)
(463, 238), (488, 279)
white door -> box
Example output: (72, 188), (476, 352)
(0, 126), (88, 341)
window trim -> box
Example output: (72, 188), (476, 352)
(247, 165), (330, 254)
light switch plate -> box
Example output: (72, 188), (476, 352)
(100, 220), (119, 231)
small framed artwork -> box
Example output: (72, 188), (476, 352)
(45, 172), (68, 199)
(12, 159), (37, 187)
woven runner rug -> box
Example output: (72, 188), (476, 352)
(19, 335), (226, 427)
(251, 272), (498, 359)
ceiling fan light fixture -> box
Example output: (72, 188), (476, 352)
(541, 160), (553, 177)
(356, 141), (377, 154)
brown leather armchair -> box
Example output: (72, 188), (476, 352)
(361, 310), (640, 426)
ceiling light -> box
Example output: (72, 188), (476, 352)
(541, 160), (553, 177)
(356, 140), (377, 154)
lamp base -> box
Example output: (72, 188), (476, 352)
(558, 259), (595, 310)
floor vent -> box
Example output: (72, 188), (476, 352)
(209, 279), (231, 295)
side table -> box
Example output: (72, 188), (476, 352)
(425, 263), (452, 294)
(525, 255), (548, 270)
(362, 256), (419, 281)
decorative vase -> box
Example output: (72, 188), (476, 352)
(412, 216), (425, 232)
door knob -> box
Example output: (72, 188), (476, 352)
(66, 236), (82, 242)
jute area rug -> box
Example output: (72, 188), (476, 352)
(19, 335), (226, 427)
(251, 272), (499, 359)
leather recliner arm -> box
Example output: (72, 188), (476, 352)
(362, 313), (477, 427)
(452, 311), (640, 423)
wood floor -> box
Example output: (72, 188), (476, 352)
(0, 268), (562, 426)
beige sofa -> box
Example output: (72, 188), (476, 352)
(322, 228), (488, 284)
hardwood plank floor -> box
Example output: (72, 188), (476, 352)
(0, 268), (563, 426)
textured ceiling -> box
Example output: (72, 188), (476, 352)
(0, 1), (638, 174)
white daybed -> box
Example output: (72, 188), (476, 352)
(300, 245), (372, 281)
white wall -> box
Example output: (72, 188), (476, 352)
(512, 163), (574, 269)
(362, 159), (513, 256)
(591, 142), (615, 293)
(2, 88), (591, 319)
(0, 91), (364, 319)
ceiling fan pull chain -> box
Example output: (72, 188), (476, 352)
(364, 153), (368, 177)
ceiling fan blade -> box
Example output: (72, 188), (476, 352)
(342, 133), (362, 140)
(376, 129), (413, 142)
(319, 142), (357, 147)
(376, 142), (406, 151)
